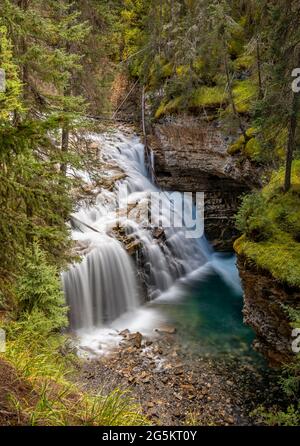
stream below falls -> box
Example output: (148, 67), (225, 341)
(62, 128), (259, 362)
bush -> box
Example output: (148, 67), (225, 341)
(236, 192), (273, 242)
(14, 243), (67, 331)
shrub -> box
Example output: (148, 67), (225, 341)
(14, 243), (67, 331)
(236, 192), (273, 242)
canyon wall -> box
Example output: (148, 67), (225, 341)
(238, 256), (300, 366)
(148, 117), (259, 250)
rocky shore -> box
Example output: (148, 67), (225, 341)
(76, 328), (285, 426)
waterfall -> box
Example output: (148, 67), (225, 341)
(62, 129), (211, 335)
(62, 236), (138, 330)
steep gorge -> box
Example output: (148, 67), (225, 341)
(148, 116), (259, 251)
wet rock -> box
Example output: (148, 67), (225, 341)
(124, 332), (143, 349)
(155, 326), (177, 335)
(152, 227), (165, 240)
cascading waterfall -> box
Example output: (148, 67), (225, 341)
(62, 236), (138, 330)
(62, 129), (213, 341)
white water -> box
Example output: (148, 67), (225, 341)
(62, 129), (240, 355)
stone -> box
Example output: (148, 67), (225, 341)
(119, 329), (130, 337)
(125, 332), (143, 349)
(155, 326), (177, 335)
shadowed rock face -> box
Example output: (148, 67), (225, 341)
(148, 117), (260, 251)
(237, 256), (300, 367)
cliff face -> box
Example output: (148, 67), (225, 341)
(237, 256), (300, 367)
(148, 117), (260, 250)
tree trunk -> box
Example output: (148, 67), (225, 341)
(284, 91), (299, 192)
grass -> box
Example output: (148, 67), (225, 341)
(0, 313), (149, 426)
(235, 160), (300, 288)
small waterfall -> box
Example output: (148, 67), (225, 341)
(62, 129), (210, 335)
(62, 237), (138, 330)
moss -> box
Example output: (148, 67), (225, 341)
(227, 128), (259, 158)
(161, 62), (173, 78)
(228, 134), (245, 155)
(155, 96), (183, 119)
(246, 127), (257, 138)
(233, 54), (254, 71)
(148, 56), (173, 88)
(243, 137), (262, 161)
(176, 65), (189, 78)
(232, 79), (257, 113)
(235, 161), (300, 287)
(235, 236), (300, 288)
(192, 57), (205, 73)
(189, 86), (227, 109)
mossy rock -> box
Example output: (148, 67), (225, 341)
(155, 96), (183, 119)
(189, 86), (228, 109)
(235, 161), (300, 287)
(227, 134), (245, 155)
(232, 80), (257, 114)
(233, 54), (254, 71)
(243, 137), (262, 161)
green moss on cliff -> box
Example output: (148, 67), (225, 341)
(232, 80), (257, 114)
(227, 128), (262, 161)
(235, 161), (300, 287)
(190, 85), (227, 109)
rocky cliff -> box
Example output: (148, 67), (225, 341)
(148, 116), (261, 250)
(237, 255), (300, 367)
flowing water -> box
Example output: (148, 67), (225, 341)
(62, 129), (253, 357)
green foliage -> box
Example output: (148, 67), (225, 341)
(14, 243), (67, 330)
(244, 137), (262, 161)
(0, 24), (23, 119)
(252, 404), (300, 426)
(1, 310), (148, 426)
(235, 161), (300, 288)
(236, 192), (273, 242)
(190, 86), (227, 109)
(232, 79), (257, 114)
(228, 128), (262, 161)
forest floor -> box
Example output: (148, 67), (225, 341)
(76, 329), (285, 426)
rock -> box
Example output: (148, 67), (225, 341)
(126, 240), (142, 256)
(237, 255), (300, 366)
(119, 329), (130, 337)
(148, 116), (261, 250)
(125, 332), (143, 349)
(152, 227), (165, 239)
(88, 142), (99, 151)
(174, 393), (183, 401)
(155, 326), (177, 335)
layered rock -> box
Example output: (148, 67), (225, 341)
(237, 255), (300, 367)
(148, 117), (261, 250)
